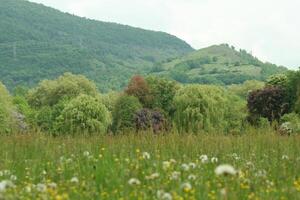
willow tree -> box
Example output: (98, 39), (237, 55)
(0, 82), (15, 133)
(174, 84), (245, 134)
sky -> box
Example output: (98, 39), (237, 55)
(29, 0), (300, 69)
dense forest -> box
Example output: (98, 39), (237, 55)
(0, 0), (193, 91)
(0, 0), (287, 92)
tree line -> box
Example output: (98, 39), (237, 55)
(1, 70), (300, 135)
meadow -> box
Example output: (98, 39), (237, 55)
(1, 129), (300, 200)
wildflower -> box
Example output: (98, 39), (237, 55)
(145, 173), (159, 180)
(0, 180), (15, 192)
(188, 174), (197, 180)
(169, 159), (176, 164)
(232, 153), (240, 160)
(142, 152), (151, 160)
(200, 155), (209, 163)
(282, 155), (289, 160)
(83, 151), (90, 157)
(211, 157), (218, 163)
(70, 177), (79, 184)
(181, 163), (190, 171)
(215, 164), (237, 176)
(163, 161), (171, 170)
(170, 171), (181, 180)
(157, 190), (173, 200)
(181, 182), (192, 192)
(48, 182), (57, 189)
(128, 178), (141, 185)
(36, 183), (47, 192)
(10, 175), (17, 181)
(189, 162), (196, 169)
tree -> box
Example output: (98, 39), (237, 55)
(111, 95), (142, 133)
(247, 86), (290, 123)
(266, 74), (288, 88)
(173, 85), (245, 133)
(27, 73), (98, 108)
(228, 80), (265, 98)
(146, 76), (178, 115)
(0, 82), (15, 133)
(55, 95), (110, 135)
(125, 75), (152, 107)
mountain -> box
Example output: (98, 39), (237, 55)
(0, 0), (193, 91)
(151, 44), (287, 85)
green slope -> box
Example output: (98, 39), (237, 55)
(151, 44), (287, 85)
(0, 0), (193, 91)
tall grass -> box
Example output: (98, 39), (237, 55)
(0, 130), (300, 199)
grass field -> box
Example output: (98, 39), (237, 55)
(0, 130), (300, 200)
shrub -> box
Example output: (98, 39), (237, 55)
(247, 86), (290, 123)
(27, 72), (98, 108)
(279, 113), (300, 135)
(134, 108), (165, 133)
(266, 74), (288, 88)
(112, 95), (142, 133)
(55, 95), (110, 135)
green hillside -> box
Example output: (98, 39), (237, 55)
(151, 44), (287, 85)
(0, 0), (193, 91)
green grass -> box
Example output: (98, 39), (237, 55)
(0, 130), (300, 199)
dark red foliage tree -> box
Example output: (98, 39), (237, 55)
(125, 75), (152, 107)
(134, 109), (165, 133)
(247, 86), (290, 123)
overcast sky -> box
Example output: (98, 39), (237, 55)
(29, 0), (300, 69)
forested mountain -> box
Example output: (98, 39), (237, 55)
(151, 44), (287, 85)
(0, 0), (193, 91)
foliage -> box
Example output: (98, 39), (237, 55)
(266, 74), (288, 88)
(54, 95), (110, 135)
(27, 73), (98, 108)
(173, 84), (245, 133)
(0, 82), (15, 133)
(134, 108), (165, 133)
(247, 86), (290, 123)
(112, 95), (142, 133)
(125, 76), (152, 107)
(153, 44), (287, 86)
(279, 113), (300, 135)
(146, 76), (178, 116)
(0, 0), (192, 92)
(286, 70), (300, 113)
(228, 80), (265, 98)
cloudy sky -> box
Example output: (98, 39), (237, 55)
(29, 0), (300, 69)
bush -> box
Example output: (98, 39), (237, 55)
(54, 95), (110, 135)
(279, 113), (300, 135)
(247, 86), (290, 123)
(112, 95), (142, 133)
(27, 72), (98, 108)
(134, 108), (166, 133)
(266, 74), (288, 88)
(173, 85), (245, 134)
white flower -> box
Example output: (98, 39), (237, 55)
(215, 164), (237, 176)
(42, 170), (47, 175)
(10, 175), (17, 181)
(181, 182), (192, 191)
(162, 161), (171, 170)
(36, 183), (47, 192)
(181, 163), (190, 171)
(188, 174), (197, 180)
(70, 177), (79, 183)
(189, 162), (196, 169)
(145, 173), (159, 180)
(169, 159), (176, 164)
(282, 155), (289, 160)
(128, 178), (141, 185)
(211, 157), (218, 163)
(157, 190), (173, 200)
(170, 171), (181, 180)
(25, 185), (31, 193)
(232, 153), (240, 160)
(48, 182), (57, 189)
(83, 151), (90, 157)
(142, 152), (151, 160)
(200, 155), (209, 163)
(0, 180), (15, 193)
